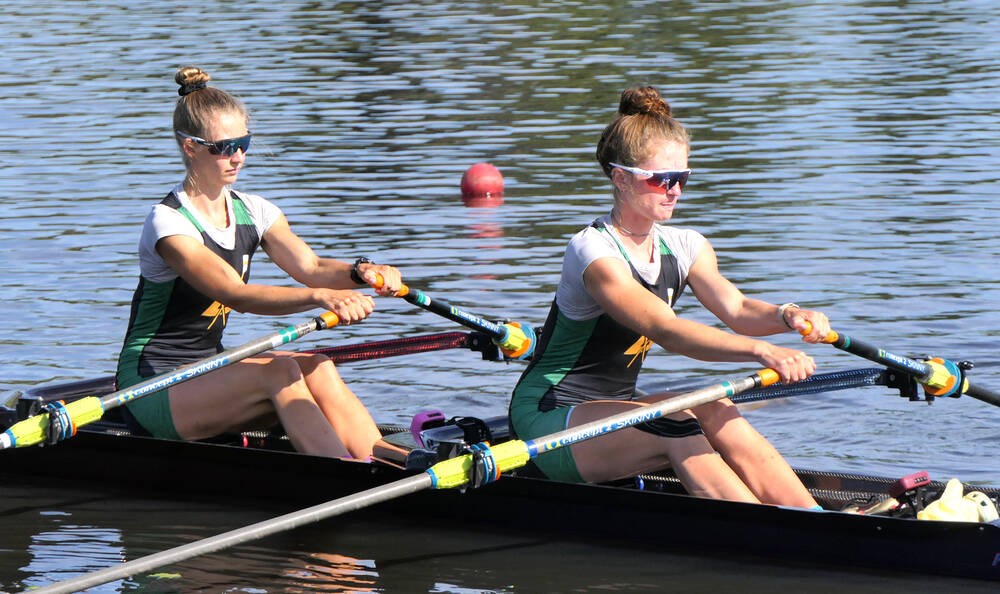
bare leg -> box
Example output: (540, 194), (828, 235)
(692, 398), (817, 507)
(291, 352), (381, 459)
(566, 400), (759, 502)
(167, 354), (351, 458)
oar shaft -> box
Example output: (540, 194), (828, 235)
(28, 367), (779, 592)
(531, 371), (776, 456)
(818, 329), (1000, 408)
(395, 284), (507, 339)
(101, 312), (338, 411)
(1, 312), (340, 450)
(966, 384), (1000, 407)
(821, 331), (933, 380)
(28, 473), (433, 594)
(378, 279), (534, 359)
(426, 368), (780, 490)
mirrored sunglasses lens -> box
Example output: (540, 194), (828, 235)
(212, 135), (252, 156)
(646, 171), (688, 190)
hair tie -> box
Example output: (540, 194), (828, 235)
(178, 82), (207, 96)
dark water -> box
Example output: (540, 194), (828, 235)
(2, 0), (999, 592)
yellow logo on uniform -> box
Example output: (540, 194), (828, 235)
(202, 301), (231, 330)
(625, 335), (653, 367)
(202, 255), (248, 330)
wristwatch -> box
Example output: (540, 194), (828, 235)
(350, 257), (373, 285)
(777, 302), (800, 329)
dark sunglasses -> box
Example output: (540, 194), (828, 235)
(176, 131), (252, 156)
(611, 163), (691, 190)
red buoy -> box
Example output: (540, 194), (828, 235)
(461, 162), (504, 207)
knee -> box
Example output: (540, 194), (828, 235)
(695, 399), (743, 432)
(292, 352), (339, 376)
(263, 355), (306, 388)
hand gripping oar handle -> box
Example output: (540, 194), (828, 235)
(803, 324), (1000, 408)
(24, 367), (778, 594)
(1, 311), (341, 450)
(373, 276), (535, 360)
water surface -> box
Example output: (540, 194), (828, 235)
(1, 1), (999, 592)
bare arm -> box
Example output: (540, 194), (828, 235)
(583, 257), (815, 382)
(261, 215), (402, 295)
(156, 234), (375, 321)
(686, 241), (830, 343)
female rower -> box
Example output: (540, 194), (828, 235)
(510, 85), (831, 506)
(116, 66), (400, 460)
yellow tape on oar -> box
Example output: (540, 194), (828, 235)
(921, 357), (965, 397)
(426, 440), (531, 490)
(1, 396), (105, 449)
(495, 322), (535, 359)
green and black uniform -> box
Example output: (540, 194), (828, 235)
(116, 185), (281, 438)
(510, 214), (707, 482)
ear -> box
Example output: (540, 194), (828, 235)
(180, 138), (198, 159)
(609, 167), (630, 192)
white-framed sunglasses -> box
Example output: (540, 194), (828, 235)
(610, 163), (691, 190)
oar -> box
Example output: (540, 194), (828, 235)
(373, 277), (536, 360)
(307, 330), (489, 363)
(1, 311), (341, 450)
(26, 367), (779, 594)
(804, 324), (1000, 407)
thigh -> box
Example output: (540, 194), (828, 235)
(168, 355), (292, 439)
(565, 400), (716, 483)
(124, 388), (178, 439)
(512, 405), (582, 483)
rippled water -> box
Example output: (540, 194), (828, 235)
(2, 1), (999, 592)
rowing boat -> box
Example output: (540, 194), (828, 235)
(3, 370), (999, 583)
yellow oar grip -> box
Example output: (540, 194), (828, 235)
(4, 396), (104, 448)
(317, 311), (340, 329)
(427, 439), (530, 490)
(372, 273), (410, 297)
(757, 369), (781, 387)
(800, 321), (839, 344)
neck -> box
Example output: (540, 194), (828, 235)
(183, 176), (227, 203)
(611, 209), (653, 239)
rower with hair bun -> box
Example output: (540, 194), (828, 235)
(116, 66), (402, 460)
(511, 85), (832, 506)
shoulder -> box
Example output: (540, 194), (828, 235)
(144, 200), (199, 241)
(655, 225), (706, 261)
(566, 218), (620, 263)
(231, 189), (283, 233)
(230, 189), (281, 217)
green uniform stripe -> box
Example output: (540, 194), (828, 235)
(118, 279), (174, 381)
(512, 311), (599, 400)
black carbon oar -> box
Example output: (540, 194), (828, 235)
(375, 277), (536, 360)
(808, 325), (1000, 408)
(1, 311), (341, 450)
(25, 367), (779, 594)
